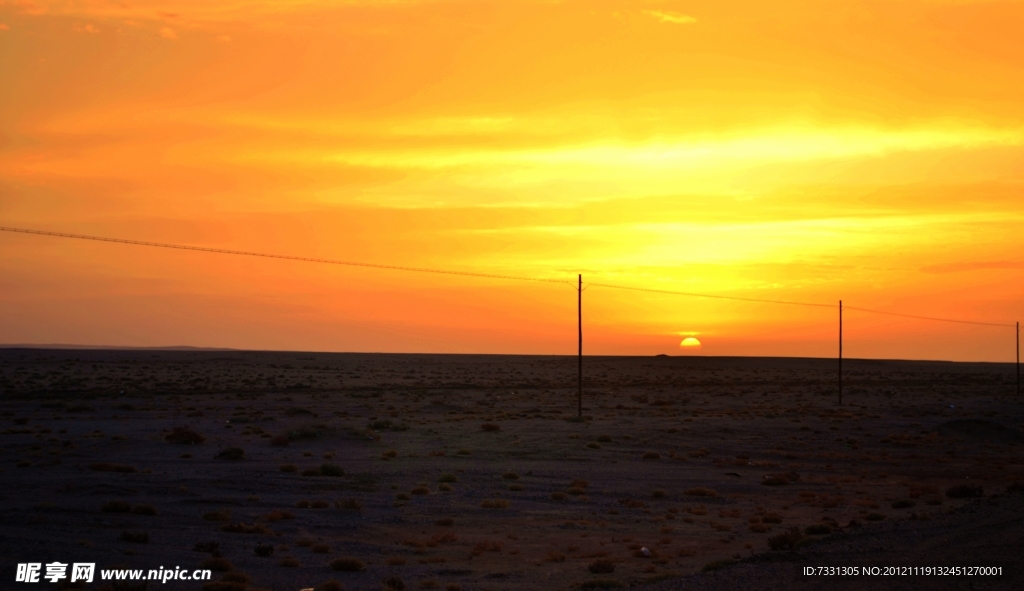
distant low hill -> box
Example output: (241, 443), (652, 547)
(0, 344), (237, 351)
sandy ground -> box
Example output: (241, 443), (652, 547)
(0, 349), (1021, 591)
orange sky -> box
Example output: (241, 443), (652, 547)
(1, 0), (1022, 360)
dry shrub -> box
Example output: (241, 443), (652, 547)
(119, 530), (149, 543)
(501, 471), (520, 480)
(279, 464), (298, 473)
(642, 451), (661, 460)
(571, 479), (590, 488)
(101, 501), (131, 513)
(480, 499), (510, 509)
(313, 581), (344, 591)
(90, 462), (137, 473)
(684, 488), (718, 497)
(311, 500), (330, 509)
(760, 513), (782, 524)
(166, 427), (205, 445)
(383, 576), (405, 591)
(702, 558), (736, 572)
(588, 558), (615, 574)
(261, 510), (295, 522)
(386, 557), (406, 565)
(748, 523), (770, 533)
(296, 500), (312, 508)
(652, 489), (666, 499)
(580, 581), (624, 590)
(216, 447), (244, 461)
(445, 585), (462, 591)
(279, 557), (300, 567)
(586, 442), (602, 449)
(220, 522), (270, 534)
(864, 512), (886, 521)
(438, 473), (458, 483)
(329, 557), (366, 572)
(767, 527), (804, 551)
(891, 499), (915, 509)
(396, 493), (411, 501)
(480, 423), (501, 432)
(419, 579), (440, 589)
(269, 435), (290, 447)
(312, 543), (331, 554)
(456, 449), (471, 455)
(296, 537), (315, 547)
(382, 450), (398, 459)
(545, 551), (566, 563)
(597, 435), (612, 443)
(946, 484), (983, 499)
(255, 543), (274, 557)
(428, 450), (445, 457)
(804, 524), (831, 535)
(761, 472), (799, 486)
(551, 492), (568, 501)
(567, 487), (587, 496)
(1007, 481), (1024, 494)
(336, 498), (363, 511)
(194, 541), (220, 553)
(411, 486), (430, 496)
(471, 540), (504, 555)
(320, 463), (345, 477)
(619, 499), (646, 509)
(439, 483), (453, 492)
(131, 504), (158, 515)
(221, 572), (251, 584)
(432, 531), (457, 544)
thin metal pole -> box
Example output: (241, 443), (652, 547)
(1017, 321), (1019, 397)
(839, 300), (843, 406)
(578, 274), (583, 417)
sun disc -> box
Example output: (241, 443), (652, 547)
(680, 337), (702, 348)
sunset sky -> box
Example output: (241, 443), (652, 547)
(1, 0), (1022, 360)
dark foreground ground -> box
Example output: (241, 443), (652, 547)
(0, 348), (1021, 591)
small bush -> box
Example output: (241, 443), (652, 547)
(203, 509), (231, 522)
(642, 451), (661, 460)
(131, 504), (158, 515)
(445, 585), (462, 591)
(101, 501), (131, 513)
(194, 541), (220, 553)
(166, 427), (205, 445)
(480, 423), (501, 432)
(439, 473), (458, 483)
(216, 447), (244, 461)
(312, 543), (331, 554)
(329, 556), (366, 572)
(597, 435), (612, 443)
(501, 471), (520, 480)
(1007, 481), (1024, 494)
(864, 513), (886, 521)
(411, 486), (430, 495)
(545, 551), (566, 563)
(767, 527), (804, 550)
(220, 522), (270, 534)
(120, 530), (149, 543)
(255, 543), (274, 557)
(581, 580), (624, 590)
(90, 462), (137, 473)
(702, 558), (735, 572)
(336, 498), (363, 511)
(419, 579), (440, 589)
(586, 442), (602, 449)
(804, 524), (831, 535)
(311, 500), (330, 509)
(313, 581), (343, 591)
(761, 513), (782, 524)
(684, 487), (718, 497)
(439, 484), (453, 492)
(567, 486), (586, 496)
(383, 576), (405, 591)
(551, 492), (568, 501)
(456, 449), (471, 455)
(435, 517), (454, 526)
(508, 483), (524, 491)
(270, 434), (290, 447)
(303, 468), (323, 476)
(395, 493), (411, 501)
(652, 489), (666, 499)
(891, 499), (915, 509)
(480, 499), (510, 509)
(280, 464), (298, 473)
(201, 557), (233, 572)
(382, 449), (398, 459)
(320, 463), (345, 477)
(946, 484), (983, 499)
(588, 558), (615, 574)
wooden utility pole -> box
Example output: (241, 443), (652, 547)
(838, 300), (843, 406)
(578, 274), (583, 417)
(1017, 321), (1019, 397)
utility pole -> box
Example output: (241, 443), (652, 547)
(1017, 321), (1019, 397)
(578, 274), (583, 418)
(839, 300), (843, 406)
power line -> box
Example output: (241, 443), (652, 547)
(0, 225), (571, 287)
(587, 281), (834, 309)
(0, 225), (1015, 329)
(844, 305), (1015, 328)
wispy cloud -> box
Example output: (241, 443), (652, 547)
(920, 260), (1024, 273)
(644, 10), (697, 24)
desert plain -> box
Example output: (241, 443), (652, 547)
(0, 348), (1021, 591)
